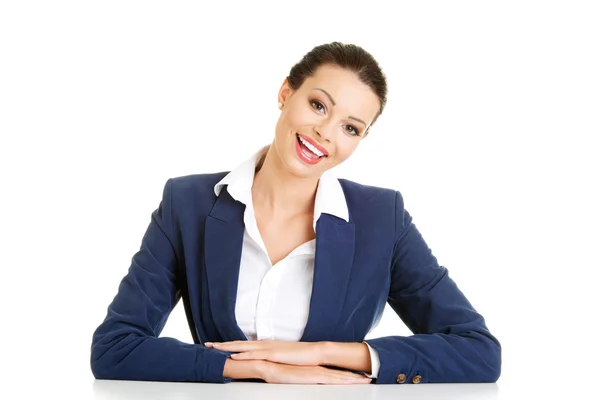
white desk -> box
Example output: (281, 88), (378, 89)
(90, 380), (500, 399)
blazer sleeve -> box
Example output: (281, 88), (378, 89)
(90, 178), (233, 383)
(364, 191), (502, 384)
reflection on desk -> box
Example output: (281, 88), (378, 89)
(92, 379), (499, 400)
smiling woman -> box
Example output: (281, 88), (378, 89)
(272, 64), (381, 174)
(90, 42), (501, 385)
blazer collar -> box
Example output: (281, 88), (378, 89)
(204, 185), (356, 342)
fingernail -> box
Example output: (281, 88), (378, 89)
(205, 342), (213, 345)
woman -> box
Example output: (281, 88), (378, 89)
(90, 42), (501, 385)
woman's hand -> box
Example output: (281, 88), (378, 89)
(258, 362), (372, 385)
(206, 339), (325, 366)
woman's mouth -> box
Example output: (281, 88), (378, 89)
(295, 134), (327, 165)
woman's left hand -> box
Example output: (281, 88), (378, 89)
(205, 340), (326, 366)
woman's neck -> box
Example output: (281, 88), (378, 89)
(252, 145), (319, 220)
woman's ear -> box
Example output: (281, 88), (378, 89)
(278, 77), (293, 104)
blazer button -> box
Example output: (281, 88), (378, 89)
(412, 375), (422, 384)
(396, 373), (407, 383)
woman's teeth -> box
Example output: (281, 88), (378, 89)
(298, 136), (325, 157)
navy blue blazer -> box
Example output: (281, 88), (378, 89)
(90, 172), (501, 384)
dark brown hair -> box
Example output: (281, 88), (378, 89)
(287, 41), (388, 137)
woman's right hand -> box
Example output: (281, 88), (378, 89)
(258, 362), (372, 385)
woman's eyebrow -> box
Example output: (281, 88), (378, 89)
(314, 87), (367, 127)
(315, 87), (337, 106)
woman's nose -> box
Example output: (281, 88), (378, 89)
(313, 125), (333, 143)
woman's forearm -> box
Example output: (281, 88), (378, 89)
(221, 342), (372, 379)
(319, 342), (372, 374)
(223, 358), (266, 380)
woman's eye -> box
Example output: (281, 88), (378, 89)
(310, 99), (359, 136)
(310, 100), (325, 112)
(345, 125), (359, 135)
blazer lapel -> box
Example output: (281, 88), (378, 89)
(300, 213), (356, 342)
(204, 188), (356, 343)
(204, 187), (248, 341)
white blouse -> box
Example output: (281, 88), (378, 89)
(213, 149), (381, 378)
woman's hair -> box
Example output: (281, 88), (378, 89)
(287, 41), (388, 137)
(255, 143), (270, 173)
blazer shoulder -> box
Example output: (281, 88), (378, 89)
(169, 171), (228, 195)
(338, 177), (410, 244)
(162, 171), (230, 213)
(337, 177), (406, 225)
(338, 177), (401, 204)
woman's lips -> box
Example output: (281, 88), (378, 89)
(297, 133), (329, 156)
(295, 134), (326, 165)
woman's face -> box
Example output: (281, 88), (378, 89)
(273, 64), (381, 179)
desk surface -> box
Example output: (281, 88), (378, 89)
(91, 380), (500, 400)
(9, 376), (597, 399)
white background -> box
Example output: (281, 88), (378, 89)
(1, 1), (598, 398)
